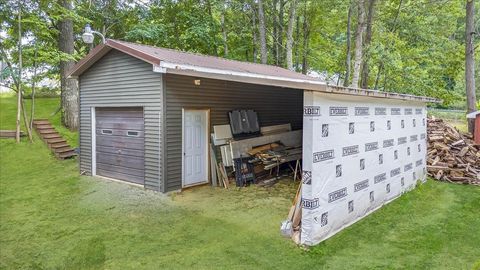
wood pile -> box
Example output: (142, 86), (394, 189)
(248, 143), (302, 170)
(427, 118), (480, 185)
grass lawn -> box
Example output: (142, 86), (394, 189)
(1, 96), (480, 269)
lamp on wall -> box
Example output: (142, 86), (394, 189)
(81, 24), (106, 44)
(194, 79), (201, 86)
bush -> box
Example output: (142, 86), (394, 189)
(23, 86), (60, 99)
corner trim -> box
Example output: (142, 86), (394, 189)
(91, 107), (96, 176)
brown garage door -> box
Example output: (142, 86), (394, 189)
(95, 107), (144, 185)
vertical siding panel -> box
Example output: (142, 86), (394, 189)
(79, 50), (162, 191)
(164, 74), (303, 191)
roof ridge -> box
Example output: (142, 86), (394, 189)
(110, 39), (312, 76)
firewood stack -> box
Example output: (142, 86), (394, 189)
(427, 118), (480, 185)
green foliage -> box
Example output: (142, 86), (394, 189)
(1, 0), (478, 107)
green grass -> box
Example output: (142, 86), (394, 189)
(1, 96), (480, 269)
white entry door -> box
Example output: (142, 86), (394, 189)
(183, 109), (209, 187)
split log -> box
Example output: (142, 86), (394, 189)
(427, 118), (479, 185)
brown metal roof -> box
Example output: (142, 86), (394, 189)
(68, 39), (439, 103)
(69, 39), (316, 81)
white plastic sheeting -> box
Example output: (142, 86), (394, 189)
(300, 91), (427, 246)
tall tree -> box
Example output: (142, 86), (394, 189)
(301, 0), (310, 74)
(286, 0), (297, 70)
(15, 0), (22, 143)
(257, 0), (268, 64)
(350, 0), (366, 88)
(277, 0), (285, 66)
(251, 3), (258, 62)
(294, 14), (300, 69)
(465, 0), (477, 133)
(344, 1), (354, 87)
(360, 0), (376, 89)
(58, 0), (79, 130)
(221, 0), (228, 57)
(272, 0), (279, 64)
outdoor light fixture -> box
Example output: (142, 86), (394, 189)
(81, 24), (105, 44)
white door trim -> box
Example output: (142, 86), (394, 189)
(91, 106), (96, 176)
(181, 108), (210, 188)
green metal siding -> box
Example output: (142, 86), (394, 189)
(79, 50), (163, 191)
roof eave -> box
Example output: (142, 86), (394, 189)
(157, 62), (440, 103)
(68, 39), (161, 77)
(67, 42), (112, 77)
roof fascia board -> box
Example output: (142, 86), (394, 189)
(157, 61), (327, 87)
(107, 40), (161, 66)
(158, 61), (439, 103)
(68, 44), (112, 77)
(157, 64), (328, 91)
(69, 39), (162, 77)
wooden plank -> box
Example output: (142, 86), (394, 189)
(209, 144), (218, 187)
(260, 123), (291, 135)
(0, 130), (25, 138)
(230, 130), (302, 159)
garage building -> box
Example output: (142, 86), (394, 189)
(69, 39), (437, 245)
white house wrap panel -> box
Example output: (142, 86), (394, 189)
(301, 91), (427, 246)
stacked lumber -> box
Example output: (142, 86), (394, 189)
(210, 144), (230, 188)
(249, 143), (302, 170)
(427, 118), (480, 185)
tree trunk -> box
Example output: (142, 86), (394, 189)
(301, 4), (309, 75)
(350, 0), (366, 88)
(360, 0), (376, 89)
(272, 0), (279, 65)
(221, 1), (228, 57)
(252, 4), (258, 63)
(16, 1), (22, 143)
(465, 0), (477, 133)
(344, 1), (353, 87)
(58, 0), (79, 131)
(294, 15), (300, 69)
(286, 0), (297, 71)
(30, 46), (37, 132)
(205, 0), (218, 56)
(278, 0), (285, 66)
(257, 0), (268, 64)
(21, 98), (33, 142)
